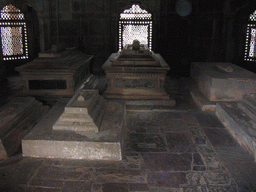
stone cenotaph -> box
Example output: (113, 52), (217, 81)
(102, 43), (175, 105)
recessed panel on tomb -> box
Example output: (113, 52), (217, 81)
(15, 48), (93, 97)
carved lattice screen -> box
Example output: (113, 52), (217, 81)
(0, 4), (28, 60)
(119, 4), (152, 51)
(244, 10), (256, 62)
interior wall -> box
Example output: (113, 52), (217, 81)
(158, 0), (226, 76)
(1, 0), (256, 76)
(44, 0), (160, 74)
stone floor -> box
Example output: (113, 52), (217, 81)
(0, 76), (256, 191)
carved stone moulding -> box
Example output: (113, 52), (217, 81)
(104, 72), (169, 100)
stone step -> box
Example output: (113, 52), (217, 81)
(238, 101), (256, 123)
(65, 90), (99, 114)
(53, 121), (98, 132)
(58, 113), (93, 123)
(238, 94), (256, 123)
(64, 107), (89, 114)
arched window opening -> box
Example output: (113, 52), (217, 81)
(0, 4), (28, 61)
(244, 10), (256, 62)
(119, 4), (152, 51)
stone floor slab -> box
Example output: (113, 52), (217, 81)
(0, 157), (43, 186)
(93, 168), (147, 183)
(204, 128), (240, 148)
(142, 153), (192, 171)
(223, 161), (256, 191)
(165, 132), (196, 153)
(148, 172), (187, 188)
(102, 183), (129, 192)
(125, 133), (167, 152)
(129, 183), (149, 191)
(29, 187), (62, 192)
(196, 113), (224, 128)
(62, 181), (91, 192)
(160, 119), (189, 132)
(29, 178), (64, 188)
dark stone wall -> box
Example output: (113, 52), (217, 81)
(224, 0), (256, 73)
(158, 0), (225, 76)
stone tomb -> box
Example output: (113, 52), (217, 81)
(216, 94), (256, 161)
(15, 48), (93, 98)
(190, 62), (256, 111)
(22, 90), (124, 160)
(102, 45), (175, 106)
(0, 97), (48, 158)
(53, 90), (108, 133)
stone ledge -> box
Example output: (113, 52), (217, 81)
(216, 102), (256, 161)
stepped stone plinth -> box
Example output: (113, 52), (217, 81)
(216, 93), (256, 161)
(53, 90), (107, 133)
(22, 89), (124, 160)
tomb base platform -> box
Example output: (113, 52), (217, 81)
(22, 98), (124, 160)
(102, 52), (172, 101)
